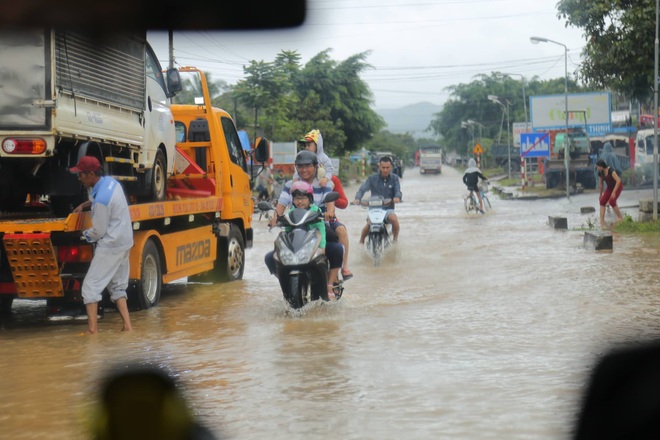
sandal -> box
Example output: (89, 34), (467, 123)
(327, 285), (336, 300)
(341, 269), (353, 280)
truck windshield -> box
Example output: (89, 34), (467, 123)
(170, 71), (208, 106)
(644, 135), (655, 155)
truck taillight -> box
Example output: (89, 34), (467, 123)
(57, 245), (94, 263)
(2, 138), (47, 154)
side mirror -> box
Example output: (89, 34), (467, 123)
(166, 68), (182, 95)
(257, 201), (273, 211)
(323, 191), (340, 204)
(254, 137), (269, 163)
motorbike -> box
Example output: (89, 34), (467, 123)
(258, 192), (343, 309)
(360, 196), (393, 266)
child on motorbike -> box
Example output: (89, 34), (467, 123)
(293, 129), (334, 187)
(264, 181), (344, 300)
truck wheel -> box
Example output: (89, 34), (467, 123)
(50, 194), (87, 218)
(150, 150), (167, 201)
(0, 295), (14, 316)
(189, 224), (245, 283)
(219, 225), (245, 281)
(130, 239), (162, 309)
(0, 188), (27, 212)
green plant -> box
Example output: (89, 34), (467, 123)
(612, 214), (660, 232)
(581, 216), (597, 230)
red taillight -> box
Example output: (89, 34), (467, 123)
(2, 138), (47, 154)
(57, 245), (94, 263)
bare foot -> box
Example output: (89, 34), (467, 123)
(85, 329), (98, 335)
(121, 325), (133, 332)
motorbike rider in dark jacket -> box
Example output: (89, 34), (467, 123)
(352, 156), (402, 244)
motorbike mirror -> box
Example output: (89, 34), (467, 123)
(323, 191), (340, 204)
(257, 201), (274, 211)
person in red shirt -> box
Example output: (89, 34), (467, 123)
(328, 174), (353, 280)
(596, 159), (623, 228)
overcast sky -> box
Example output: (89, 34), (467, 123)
(148, 0), (586, 110)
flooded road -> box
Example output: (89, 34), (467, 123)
(2, 166), (660, 439)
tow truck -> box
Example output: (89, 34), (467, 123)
(0, 67), (268, 317)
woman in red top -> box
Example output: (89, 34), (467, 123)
(329, 174), (352, 279)
(331, 175), (349, 209)
(596, 159), (623, 228)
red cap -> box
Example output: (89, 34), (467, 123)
(70, 156), (101, 173)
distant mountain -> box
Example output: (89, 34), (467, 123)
(375, 101), (443, 138)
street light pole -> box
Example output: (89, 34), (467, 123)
(502, 73), (528, 126)
(654, 0), (658, 220)
(488, 95), (511, 179)
(461, 121), (474, 163)
(531, 36), (570, 198)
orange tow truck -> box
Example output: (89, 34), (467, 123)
(0, 67), (267, 317)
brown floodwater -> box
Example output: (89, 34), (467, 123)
(2, 166), (660, 439)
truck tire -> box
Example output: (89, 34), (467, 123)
(0, 295), (14, 316)
(0, 187), (27, 212)
(189, 224), (245, 283)
(546, 173), (560, 189)
(219, 225), (245, 281)
(129, 239), (162, 310)
(149, 150), (167, 201)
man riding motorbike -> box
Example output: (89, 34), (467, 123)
(352, 155), (402, 244)
(268, 150), (344, 297)
(264, 180), (343, 299)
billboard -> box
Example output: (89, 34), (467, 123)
(512, 122), (532, 147)
(530, 92), (612, 136)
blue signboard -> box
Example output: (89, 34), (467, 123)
(520, 133), (550, 158)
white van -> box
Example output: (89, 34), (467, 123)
(635, 129), (656, 169)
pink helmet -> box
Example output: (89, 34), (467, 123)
(290, 181), (313, 201)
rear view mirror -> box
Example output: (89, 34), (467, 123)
(166, 68), (182, 95)
(254, 137), (269, 163)
(323, 191), (340, 204)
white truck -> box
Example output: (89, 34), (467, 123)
(0, 29), (177, 215)
(419, 147), (442, 174)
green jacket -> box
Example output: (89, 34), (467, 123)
(285, 203), (326, 248)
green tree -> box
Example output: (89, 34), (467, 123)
(233, 59), (296, 142)
(292, 49), (384, 156)
(557, 0), (655, 102)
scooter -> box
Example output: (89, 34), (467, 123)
(258, 192), (343, 309)
(360, 196), (392, 266)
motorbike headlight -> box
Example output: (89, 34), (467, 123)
(276, 235), (320, 265)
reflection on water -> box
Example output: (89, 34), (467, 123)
(2, 168), (660, 439)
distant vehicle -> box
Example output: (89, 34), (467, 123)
(590, 133), (631, 171)
(635, 129), (656, 171)
(418, 146), (442, 174)
(542, 113), (597, 190)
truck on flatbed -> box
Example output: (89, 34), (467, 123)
(418, 146), (442, 174)
(542, 120), (597, 190)
(0, 67), (262, 317)
(0, 29), (177, 216)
